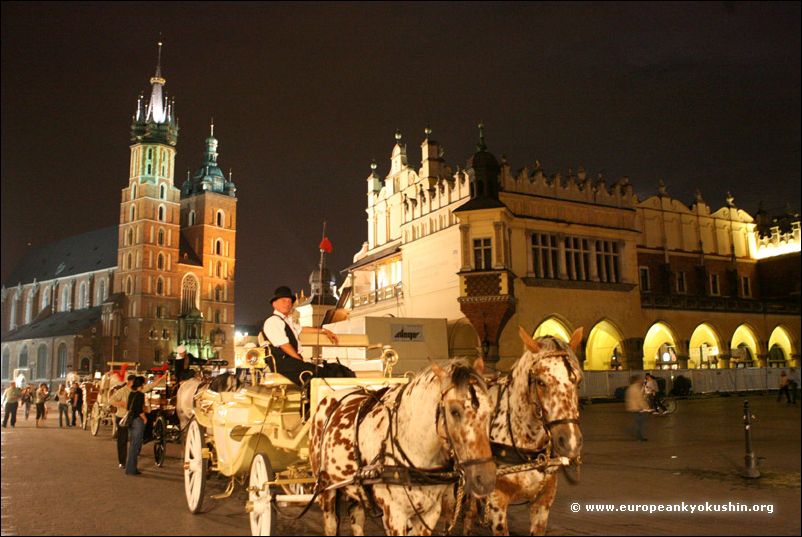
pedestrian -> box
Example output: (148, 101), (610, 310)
(2, 381), (22, 428)
(34, 383), (50, 427)
(110, 375), (135, 468)
(125, 376), (149, 475)
(626, 374), (650, 441)
(778, 371), (796, 405)
(71, 383), (84, 427)
(56, 384), (71, 427)
(21, 386), (33, 420)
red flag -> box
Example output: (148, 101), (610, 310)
(319, 236), (333, 253)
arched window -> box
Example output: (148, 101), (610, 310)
(157, 253), (165, 270)
(19, 345), (28, 368)
(131, 183), (137, 200)
(181, 274), (199, 314)
(214, 285), (223, 301)
(96, 278), (106, 305)
(215, 239), (223, 255)
(156, 277), (164, 296)
(125, 276), (133, 295)
(57, 344), (67, 378)
(130, 204), (136, 222)
(216, 261), (222, 278)
(2, 348), (10, 379)
(60, 285), (70, 312)
(37, 345), (48, 379)
(159, 184), (166, 200)
(126, 228), (133, 246)
(189, 210), (196, 226)
(158, 228), (165, 246)
(79, 282), (88, 309)
(24, 292), (33, 324)
(9, 296), (17, 330)
(216, 210), (224, 227)
(41, 286), (51, 310)
(158, 205), (165, 222)
(214, 310), (221, 324)
(127, 253), (133, 270)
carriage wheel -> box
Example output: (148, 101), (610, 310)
(90, 402), (101, 436)
(153, 416), (167, 467)
(184, 418), (207, 513)
(248, 453), (275, 536)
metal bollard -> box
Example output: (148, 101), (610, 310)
(742, 400), (760, 478)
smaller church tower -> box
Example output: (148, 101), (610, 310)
(116, 42), (181, 365)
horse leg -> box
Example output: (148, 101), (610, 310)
(347, 497), (365, 536)
(318, 490), (340, 536)
(528, 474), (558, 536)
(488, 491), (512, 536)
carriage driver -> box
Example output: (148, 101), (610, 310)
(261, 286), (340, 386)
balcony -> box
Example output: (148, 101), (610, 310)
(640, 293), (800, 314)
(352, 284), (403, 308)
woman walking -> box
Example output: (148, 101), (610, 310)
(34, 383), (49, 427)
(21, 387), (33, 420)
(125, 376), (148, 476)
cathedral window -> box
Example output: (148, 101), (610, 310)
(158, 205), (165, 222)
(126, 228), (133, 246)
(158, 229), (165, 246)
(24, 293), (33, 324)
(79, 282), (88, 309)
(37, 345), (48, 379)
(189, 210), (196, 226)
(216, 210), (224, 227)
(9, 296), (18, 330)
(156, 277), (164, 296)
(216, 261), (222, 278)
(130, 205), (136, 222)
(57, 344), (67, 378)
(157, 253), (165, 270)
(126, 253), (132, 270)
(60, 285), (70, 312)
(2, 348), (10, 380)
(96, 279), (106, 304)
(160, 184), (167, 200)
(131, 183), (137, 200)
(181, 274), (199, 314)
(126, 276), (133, 295)
(215, 285), (223, 301)
(19, 345), (28, 369)
(215, 239), (223, 256)
(41, 287), (50, 310)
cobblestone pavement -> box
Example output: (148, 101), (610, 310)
(2, 393), (799, 535)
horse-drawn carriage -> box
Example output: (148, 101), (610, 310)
(89, 361), (140, 437)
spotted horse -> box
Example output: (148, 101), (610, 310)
(310, 358), (497, 536)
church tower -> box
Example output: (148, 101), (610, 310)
(116, 42), (181, 365)
(179, 121), (237, 360)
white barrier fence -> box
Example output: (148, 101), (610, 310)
(580, 367), (791, 398)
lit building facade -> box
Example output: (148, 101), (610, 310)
(345, 127), (800, 370)
(1, 45), (237, 385)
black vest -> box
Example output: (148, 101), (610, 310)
(263, 314), (300, 360)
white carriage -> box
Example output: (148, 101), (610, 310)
(183, 334), (406, 536)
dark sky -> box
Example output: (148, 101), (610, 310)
(2, 2), (800, 324)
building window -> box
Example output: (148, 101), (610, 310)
(126, 228), (133, 246)
(130, 205), (136, 222)
(214, 310), (221, 324)
(41, 287), (50, 311)
(160, 184), (166, 200)
(564, 237), (590, 281)
(36, 345), (47, 379)
(216, 210), (224, 227)
(639, 267), (651, 291)
(181, 274), (199, 314)
(158, 229), (165, 246)
(215, 285), (223, 301)
(675, 271), (687, 294)
(96, 279), (106, 305)
(741, 276), (751, 298)
(709, 273), (720, 296)
(1, 348), (10, 379)
(156, 305), (164, 318)
(126, 276), (133, 296)
(57, 344), (67, 378)
(189, 210), (196, 226)
(156, 277), (164, 296)
(24, 294), (33, 324)
(60, 285), (70, 312)
(158, 205), (165, 222)
(131, 183), (137, 200)
(19, 346), (28, 368)
(79, 282), (88, 309)
(216, 261), (222, 278)
(215, 239), (223, 256)
(473, 238), (492, 270)
(597, 240), (621, 283)
(126, 253), (133, 270)
(531, 233), (557, 278)
(157, 253), (165, 270)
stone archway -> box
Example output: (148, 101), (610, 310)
(643, 322), (679, 370)
(533, 316), (572, 342)
(689, 323), (723, 369)
(731, 324), (760, 368)
(448, 317), (480, 359)
(585, 320), (625, 370)
(768, 325), (796, 368)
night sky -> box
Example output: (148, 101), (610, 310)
(2, 2), (800, 325)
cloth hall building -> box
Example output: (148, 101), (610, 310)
(344, 127), (800, 371)
(1, 49), (237, 384)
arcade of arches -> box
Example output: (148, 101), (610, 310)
(504, 316), (798, 371)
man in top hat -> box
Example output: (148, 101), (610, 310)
(262, 286), (341, 386)
(173, 345), (203, 382)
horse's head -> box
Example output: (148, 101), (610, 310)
(431, 358), (496, 498)
(515, 326), (584, 463)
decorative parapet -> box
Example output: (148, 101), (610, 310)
(755, 222), (801, 259)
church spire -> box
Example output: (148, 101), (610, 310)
(147, 41), (167, 123)
(131, 41), (178, 146)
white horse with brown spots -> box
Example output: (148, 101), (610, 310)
(310, 359), (497, 536)
(456, 327), (584, 536)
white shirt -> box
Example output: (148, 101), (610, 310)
(263, 309), (307, 361)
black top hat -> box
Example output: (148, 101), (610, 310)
(270, 286), (296, 304)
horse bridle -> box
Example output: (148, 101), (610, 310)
(527, 350), (582, 431)
(433, 380), (495, 472)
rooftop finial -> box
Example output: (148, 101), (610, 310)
(151, 40), (165, 84)
(228, 168), (232, 181)
(210, 117), (214, 137)
(726, 192), (735, 207)
(370, 159), (377, 171)
(424, 124), (432, 139)
(477, 121), (487, 151)
(395, 129), (402, 143)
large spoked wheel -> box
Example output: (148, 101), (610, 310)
(90, 402), (101, 436)
(184, 418), (207, 513)
(248, 453), (276, 536)
(153, 416), (167, 467)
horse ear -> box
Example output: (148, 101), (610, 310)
(569, 327), (584, 351)
(431, 360), (448, 384)
(473, 356), (485, 375)
(518, 326), (540, 353)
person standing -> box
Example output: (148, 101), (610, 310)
(110, 375), (134, 468)
(21, 386), (33, 421)
(71, 383), (84, 428)
(626, 374), (650, 441)
(261, 286), (341, 386)
(2, 381), (22, 428)
(778, 371), (796, 405)
(34, 383), (49, 427)
(125, 376), (148, 475)
(56, 385), (71, 427)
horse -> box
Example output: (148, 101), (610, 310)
(309, 358), (497, 536)
(175, 371), (241, 432)
(456, 326), (584, 536)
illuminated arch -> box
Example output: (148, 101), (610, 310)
(768, 326), (795, 367)
(643, 321), (678, 370)
(585, 320), (624, 370)
(533, 316), (572, 342)
(448, 317), (480, 359)
(689, 323), (723, 368)
(731, 324), (760, 367)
